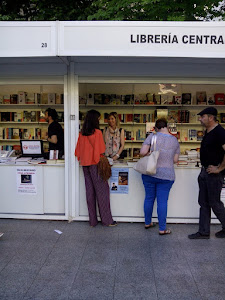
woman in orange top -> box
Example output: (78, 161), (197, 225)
(75, 110), (117, 227)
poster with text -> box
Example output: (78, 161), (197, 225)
(16, 167), (37, 194)
(110, 168), (129, 194)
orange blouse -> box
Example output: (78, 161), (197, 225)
(75, 129), (105, 166)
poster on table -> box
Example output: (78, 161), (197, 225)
(110, 168), (129, 194)
(16, 167), (37, 194)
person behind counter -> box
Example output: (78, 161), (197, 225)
(140, 118), (180, 235)
(103, 112), (125, 161)
(188, 107), (225, 239)
(75, 109), (117, 227)
(45, 108), (64, 159)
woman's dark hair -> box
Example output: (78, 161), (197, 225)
(155, 118), (167, 130)
(82, 109), (100, 136)
(45, 108), (58, 121)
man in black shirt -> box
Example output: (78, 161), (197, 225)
(45, 108), (64, 159)
(189, 107), (225, 239)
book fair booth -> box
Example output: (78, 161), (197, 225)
(0, 21), (225, 223)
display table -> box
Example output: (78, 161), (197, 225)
(79, 164), (224, 223)
(0, 164), (65, 215)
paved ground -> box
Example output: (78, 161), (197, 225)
(0, 219), (225, 300)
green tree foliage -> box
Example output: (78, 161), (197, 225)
(0, 0), (224, 21)
(88, 0), (224, 21)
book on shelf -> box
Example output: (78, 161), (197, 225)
(133, 114), (141, 123)
(134, 94), (146, 105)
(153, 94), (161, 105)
(173, 95), (182, 105)
(168, 123), (177, 135)
(56, 93), (64, 104)
(104, 113), (109, 123)
(12, 128), (20, 139)
(38, 111), (46, 122)
(79, 96), (86, 104)
(146, 122), (155, 133)
(125, 114), (133, 123)
(220, 113), (225, 123)
(23, 111), (37, 122)
(10, 94), (18, 104)
(182, 93), (192, 105)
(18, 91), (27, 104)
(181, 128), (188, 142)
(48, 93), (56, 105)
(177, 110), (189, 123)
(0, 112), (14, 122)
(196, 92), (207, 105)
(57, 112), (64, 122)
(146, 93), (154, 105)
(168, 110), (178, 123)
(41, 93), (48, 104)
(214, 93), (225, 105)
(118, 113), (125, 123)
(188, 129), (197, 141)
(135, 129), (145, 141)
(133, 148), (141, 158)
(189, 111), (199, 123)
(121, 94), (134, 105)
(102, 94), (111, 105)
(124, 130), (132, 140)
(34, 93), (41, 104)
(197, 130), (204, 141)
(26, 93), (35, 104)
(3, 95), (11, 104)
(207, 94), (215, 105)
(0, 128), (5, 139)
(160, 95), (168, 105)
(94, 93), (103, 104)
(111, 94), (121, 105)
(41, 129), (48, 140)
(86, 94), (94, 105)
(14, 112), (23, 122)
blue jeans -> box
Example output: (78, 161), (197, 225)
(142, 175), (174, 231)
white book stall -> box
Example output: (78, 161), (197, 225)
(0, 21), (225, 223)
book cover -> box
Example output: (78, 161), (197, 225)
(41, 93), (48, 104)
(34, 93), (41, 104)
(30, 111), (37, 122)
(18, 92), (27, 104)
(133, 148), (141, 158)
(124, 130), (132, 140)
(79, 96), (86, 104)
(161, 95), (168, 105)
(118, 114), (125, 123)
(126, 114), (133, 123)
(188, 129), (197, 141)
(23, 111), (32, 122)
(133, 114), (141, 123)
(12, 128), (20, 139)
(182, 93), (192, 105)
(0, 112), (11, 121)
(220, 113), (225, 123)
(197, 130), (204, 141)
(3, 95), (10, 104)
(10, 94), (18, 104)
(153, 94), (161, 105)
(38, 111), (46, 122)
(111, 94), (120, 105)
(48, 93), (56, 105)
(207, 94), (215, 105)
(26, 93), (35, 104)
(168, 110), (178, 123)
(57, 112), (64, 122)
(146, 122), (155, 133)
(174, 95), (182, 105)
(196, 92), (207, 105)
(94, 93), (103, 104)
(215, 93), (225, 105)
(56, 94), (63, 104)
(146, 93), (154, 104)
(102, 94), (111, 105)
(86, 94), (94, 105)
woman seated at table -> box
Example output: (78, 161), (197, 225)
(103, 112), (125, 161)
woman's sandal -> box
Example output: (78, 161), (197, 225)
(159, 229), (171, 235)
(145, 223), (156, 229)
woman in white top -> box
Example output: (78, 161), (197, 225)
(103, 112), (125, 161)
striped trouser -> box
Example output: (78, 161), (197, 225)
(83, 165), (114, 227)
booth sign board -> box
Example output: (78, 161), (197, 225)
(59, 21), (225, 58)
(0, 21), (57, 57)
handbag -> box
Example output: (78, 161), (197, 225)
(133, 134), (160, 175)
(87, 136), (111, 181)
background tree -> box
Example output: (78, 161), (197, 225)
(0, 0), (224, 21)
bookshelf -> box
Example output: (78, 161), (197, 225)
(0, 84), (64, 152)
(79, 82), (225, 158)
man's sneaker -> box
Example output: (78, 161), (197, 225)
(108, 221), (118, 227)
(0, 232), (4, 238)
(215, 229), (225, 238)
(188, 232), (210, 239)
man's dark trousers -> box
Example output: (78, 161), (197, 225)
(198, 168), (225, 235)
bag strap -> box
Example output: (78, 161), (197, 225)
(150, 133), (157, 152)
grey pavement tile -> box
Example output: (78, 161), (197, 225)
(68, 269), (114, 300)
(114, 282), (157, 300)
(0, 219), (42, 233)
(0, 263), (40, 300)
